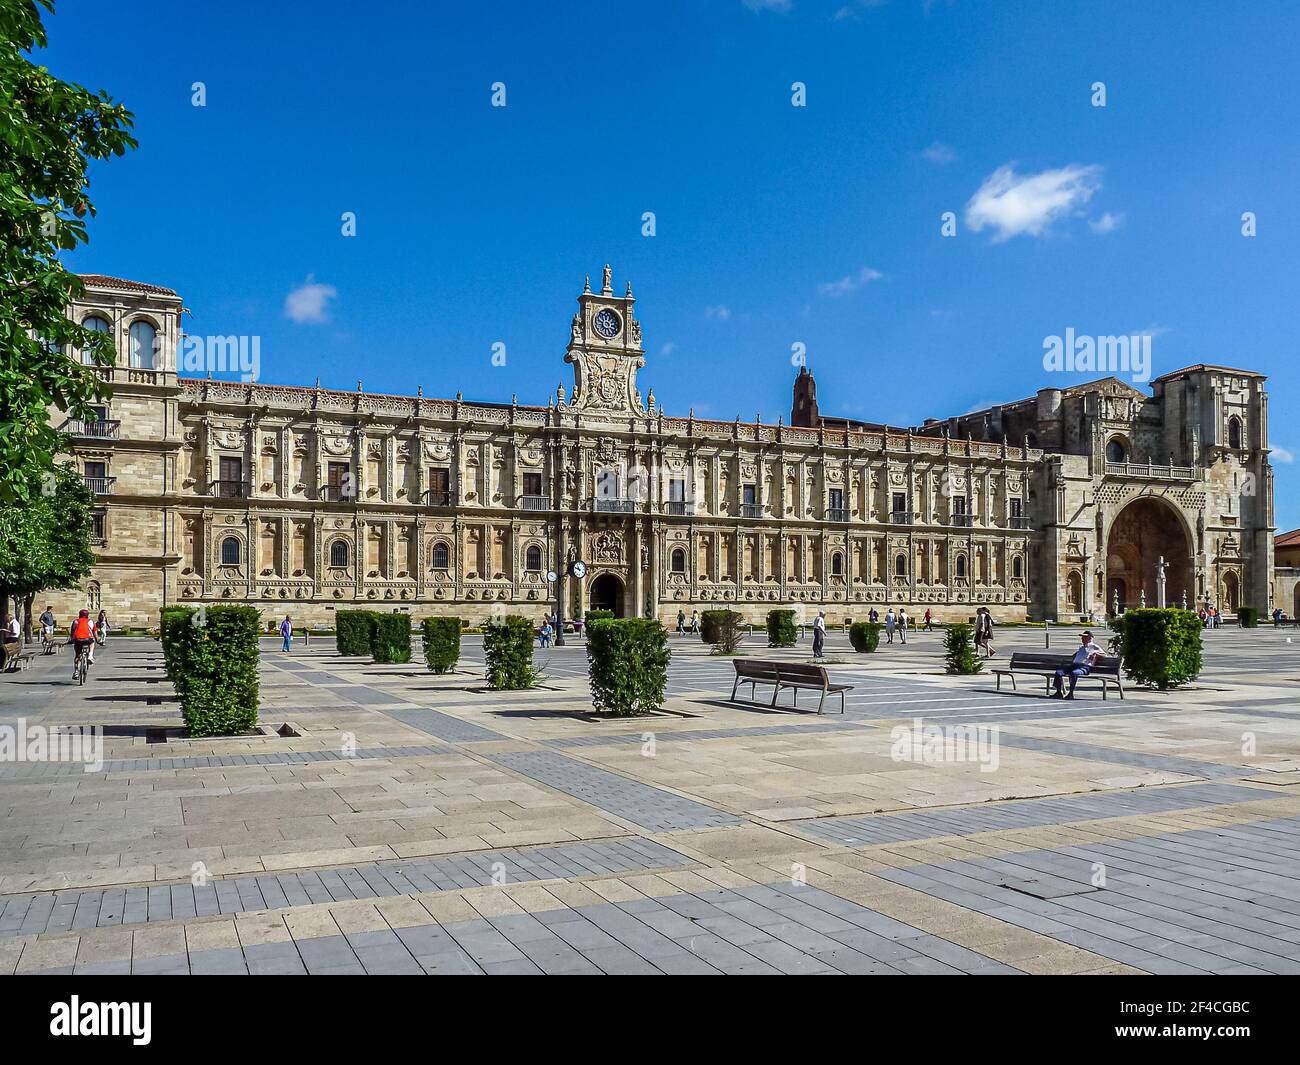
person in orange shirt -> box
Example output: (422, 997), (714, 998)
(69, 609), (95, 678)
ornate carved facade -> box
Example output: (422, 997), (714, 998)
(51, 271), (1277, 627)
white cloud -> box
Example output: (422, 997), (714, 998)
(704, 305), (732, 320)
(1090, 211), (1124, 234)
(1273, 445), (1294, 464)
(819, 266), (884, 297)
(660, 342), (676, 356)
(965, 163), (1103, 242)
(284, 276), (337, 324)
(1125, 324), (1172, 340)
(921, 141), (958, 165)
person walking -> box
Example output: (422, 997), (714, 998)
(868, 607), (879, 624)
(923, 608), (933, 632)
(39, 606), (56, 640)
(1052, 630), (1102, 699)
(690, 609), (700, 635)
(94, 609), (110, 645)
(977, 608), (996, 657)
(676, 609), (686, 635)
(884, 608), (896, 644)
(280, 615), (293, 652)
(897, 608), (908, 644)
(812, 611), (826, 658)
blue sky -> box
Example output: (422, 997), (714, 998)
(41, 0), (1300, 529)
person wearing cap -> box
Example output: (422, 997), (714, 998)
(69, 608), (96, 677)
(1052, 630), (1101, 699)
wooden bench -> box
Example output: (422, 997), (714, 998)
(992, 652), (1125, 699)
(730, 658), (853, 714)
(1, 641), (36, 673)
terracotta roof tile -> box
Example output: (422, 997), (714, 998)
(78, 274), (179, 297)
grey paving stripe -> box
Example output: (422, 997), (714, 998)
(995, 732), (1249, 780)
(486, 750), (742, 832)
(548, 720), (865, 749)
(876, 814), (1300, 975)
(0, 743), (449, 778)
(379, 706), (507, 743)
(796, 782), (1274, 846)
(23, 882), (1019, 976)
(0, 838), (696, 939)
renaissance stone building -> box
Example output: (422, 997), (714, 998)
(49, 269), (1277, 629)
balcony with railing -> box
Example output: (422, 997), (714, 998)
(1106, 460), (1198, 481)
(421, 489), (452, 506)
(1007, 515), (1033, 530)
(949, 513), (973, 528)
(740, 503), (764, 519)
(594, 498), (636, 514)
(83, 475), (116, 495)
(520, 495), (550, 511)
(890, 510), (912, 525)
(826, 508), (850, 523)
(60, 418), (121, 440)
(663, 500), (693, 516)
(209, 479), (249, 499)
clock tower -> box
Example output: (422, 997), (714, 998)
(564, 264), (647, 417)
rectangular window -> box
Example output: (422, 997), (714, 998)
(84, 461), (107, 480)
(743, 484), (757, 505)
(89, 405), (108, 423)
(427, 466), (450, 505)
(1009, 498), (1023, 517)
(892, 492), (907, 513)
(669, 478), (686, 502)
(953, 496), (967, 515)
(219, 456), (243, 482)
(829, 488), (844, 511)
(90, 510), (106, 542)
(523, 472), (543, 496)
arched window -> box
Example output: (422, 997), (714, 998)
(129, 320), (157, 369)
(82, 315), (111, 365)
(329, 540), (349, 568)
(894, 553), (907, 578)
(1228, 416), (1242, 450)
(430, 541), (450, 570)
(955, 555), (967, 579)
(670, 547), (686, 573)
(524, 545), (542, 571)
(1012, 555), (1024, 580)
(831, 552), (844, 577)
(1105, 438), (1127, 463)
(220, 536), (241, 566)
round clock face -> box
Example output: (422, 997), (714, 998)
(593, 308), (621, 340)
(571, 560), (587, 578)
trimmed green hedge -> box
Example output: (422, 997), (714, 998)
(1237, 607), (1259, 629)
(371, 613), (412, 664)
(767, 609), (797, 648)
(586, 618), (670, 716)
(483, 615), (536, 689)
(699, 610), (736, 644)
(944, 623), (983, 675)
(159, 605), (260, 737)
(849, 621), (882, 653)
(336, 610), (377, 655)
(1109, 609), (1202, 689)
(585, 609), (615, 623)
(421, 617), (461, 674)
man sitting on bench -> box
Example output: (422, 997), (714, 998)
(1052, 630), (1102, 699)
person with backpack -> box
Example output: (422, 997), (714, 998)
(69, 609), (95, 678)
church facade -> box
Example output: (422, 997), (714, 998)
(50, 269), (1277, 629)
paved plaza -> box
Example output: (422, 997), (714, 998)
(2, 626), (1299, 975)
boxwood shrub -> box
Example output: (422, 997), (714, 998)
(482, 615), (537, 689)
(767, 608), (797, 648)
(159, 605), (260, 737)
(585, 609), (615, 623)
(421, 617), (461, 674)
(1109, 608), (1202, 689)
(586, 618), (670, 717)
(944, 623), (983, 675)
(336, 610), (377, 655)
(371, 613), (412, 663)
(1237, 607), (1259, 629)
(699, 610), (735, 644)
(848, 621), (882, 653)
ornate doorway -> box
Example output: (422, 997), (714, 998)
(1106, 498), (1193, 611)
(588, 572), (625, 617)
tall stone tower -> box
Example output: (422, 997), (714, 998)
(791, 365), (820, 427)
(563, 265), (646, 419)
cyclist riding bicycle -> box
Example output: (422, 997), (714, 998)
(70, 609), (95, 679)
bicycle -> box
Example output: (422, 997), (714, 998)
(73, 643), (91, 685)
